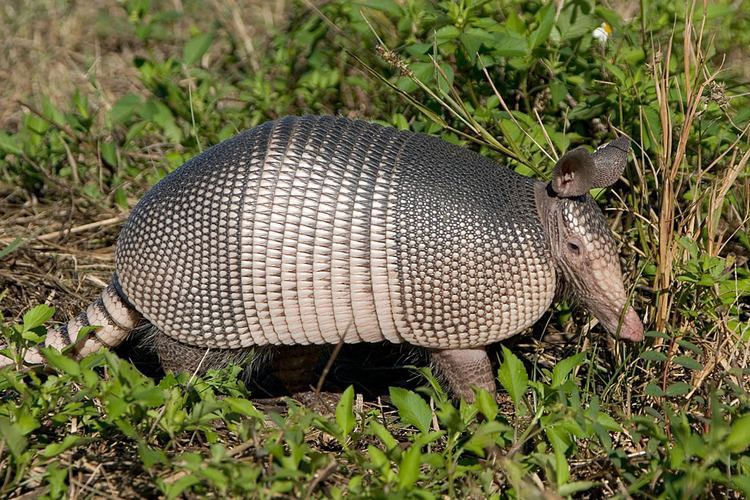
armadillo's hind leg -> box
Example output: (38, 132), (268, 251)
(152, 331), (253, 375)
(0, 279), (143, 368)
(430, 348), (495, 402)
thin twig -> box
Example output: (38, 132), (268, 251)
(36, 215), (128, 241)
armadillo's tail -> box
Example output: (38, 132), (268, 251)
(0, 276), (143, 368)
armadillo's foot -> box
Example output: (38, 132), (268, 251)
(152, 330), (252, 375)
(430, 348), (495, 402)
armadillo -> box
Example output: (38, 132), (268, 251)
(2, 115), (643, 400)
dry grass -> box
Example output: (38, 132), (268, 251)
(0, 0), (286, 321)
(641, 2), (750, 406)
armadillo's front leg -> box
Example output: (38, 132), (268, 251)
(430, 348), (495, 402)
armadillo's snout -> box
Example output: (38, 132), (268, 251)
(618, 306), (644, 342)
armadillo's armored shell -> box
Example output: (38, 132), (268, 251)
(116, 116), (556, 349)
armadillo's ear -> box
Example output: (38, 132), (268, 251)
(550, 148), (596, 197)
(549, 137), (631, 197)
(590, 136), (630, 188)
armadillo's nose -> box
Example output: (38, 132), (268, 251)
(619, 307), (644, 342)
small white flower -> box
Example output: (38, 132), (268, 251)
(592, 22), (613, 45)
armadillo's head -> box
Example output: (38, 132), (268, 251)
(534, 137), (643, 342)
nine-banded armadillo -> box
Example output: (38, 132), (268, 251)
(2, 115), (643, 400)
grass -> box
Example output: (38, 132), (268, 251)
(1, 0), (749, 497)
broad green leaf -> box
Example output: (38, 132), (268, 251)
(367, 444), (389, 468)
(639, 350), (667, 362)
(139, 443), (169, 468)
(398, 444), (421, 488)
(409, 62), (434, 83)
(111, 94), (142, 124)
(726, 414), (750, 453)
(546, 425), (571, 486)
(490, 32), (528, 57)
(22, 304), (55, 332)
(100, 141), (117, 167)
(131, 387), (166, 407)
(673, 356), (702, 371)
(336, 386), (356, 437)
(368, 420), (398, 451)
(435, 25), (460, 43)
(42, 434), (90, 458)
(183, 32), (213, 66)
(549, 79), (567, 106)
(645, 383), (664, 397)
(363, 0), (402, 17)
(559, 481), (598, 496)
(551, 352), (586, 387)
(0, 417), (28, 459)
(474, 388), (498, 421)
(224, 397), (265, 419)
(665, 382), (691, 397)
(530, 3), (555, 49)
(0, 132), (23, 156)
(164, 474), (202, 500)
(462, 420), (512, 456)
(497, 346), (528, 412)
(42, 348), (81, 376)
(389, 387), (432, 434)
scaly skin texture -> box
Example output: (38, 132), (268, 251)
(115, 116), (557, 351)
(0, 116), (643, 401)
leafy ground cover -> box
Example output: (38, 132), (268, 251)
(0, 0), (749, 497)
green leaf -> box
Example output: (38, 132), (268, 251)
(551, 352), (586, 387)
(183, 32), (213, 66)
(398, 444), (421, 488)
(100, 141), (117, 167)
(363, 0), (402, 17)
(114, 188), (129, 210)
(558, 481), (598, 496)
(673, 356), (702, 371)
(497, 346), (528, 412)
(490, 32), (529, 57)
(22, 304), (55, 332)
(0, 417), (28, 459)
(164, 474), (202, 500)
(111, 94), (142, 125)
(644, 383), (664, 397)
(530, 3), (555, 49)
(474, 388), (498, 421)
(131, 387), (166, 407)
(0, 237), (24, 260)
(139, 443), (169, 468)
(368, 420), (398, 451)
(42, 348), (81, 376)
(41, 434), (90, 458)
(726, 414), (750, 453)
(546, 425), (571, 486)
(0, 132), (23, 156)
(549, 79), (568, 106)
(389, 387), (432, 434)
(462, 420), (512, 455)
(409, 62), (434, 83)
(336, 386), (356, 437)
(665, 382), (691, 397)
(639, 350), (667, 362)
(224, 397), (265, 419)
(435, 25), (461, 43)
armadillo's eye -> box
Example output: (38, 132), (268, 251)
(567, 241), (581, 255)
